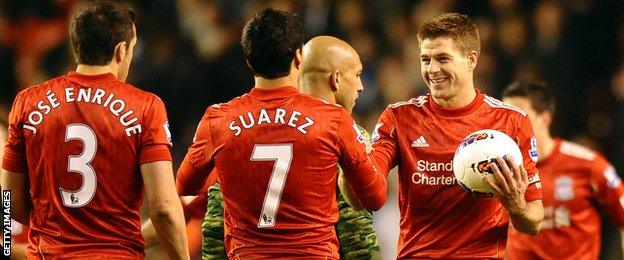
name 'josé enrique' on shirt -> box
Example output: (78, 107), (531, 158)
(22, 87), (141, 136)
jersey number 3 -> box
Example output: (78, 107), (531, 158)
(251, 144), (293, 228)
(59, 124), (98, 208)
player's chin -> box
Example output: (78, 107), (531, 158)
(430, 89), (451, 100)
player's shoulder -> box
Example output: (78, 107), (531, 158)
(294, 92), (349, 118)
(558, 140), (599, 161)
(387, 95), (428, 110)
(17, 75), (66, 98)
(206, 94), (245, 115)
(482, 94), (527, 117)
(117, 81), (163, 103)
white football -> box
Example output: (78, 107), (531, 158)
(452, 129), (523, 198)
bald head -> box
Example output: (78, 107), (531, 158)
(302, 36), (359, 75)
(301, 36), (363, 112)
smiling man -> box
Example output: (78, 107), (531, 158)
(371, 13), (544, 259)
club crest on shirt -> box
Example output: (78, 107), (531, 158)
(554, 176), (574, 201)
(164, 121), (173, 146)
(529, 136), (538, 162)
(371, 123), (382, 143)
(353, 123), (366, 144)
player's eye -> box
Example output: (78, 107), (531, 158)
(421, 58), (430, 64)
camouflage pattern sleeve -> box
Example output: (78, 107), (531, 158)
(202, 184), (226, 259)
(336, 188), (382, 259)
(336, 125), (381, 260)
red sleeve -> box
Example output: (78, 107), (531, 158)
(176, 109), (216, 195)
(337, 110), (387, 211)
(371, 106), (398, 176)
(591, 159), (624, 226)
(2, 92), (27, 173)
(516, 116), (542, 201)
(139, 96), (172, 164)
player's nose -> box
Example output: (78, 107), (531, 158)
(427, 60), (441, 73)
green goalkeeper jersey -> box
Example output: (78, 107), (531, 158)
(201, 126), (381, 259)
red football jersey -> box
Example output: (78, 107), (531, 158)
(2, 72), (172, 259)
(176, 86), (385, 259)
(507, 139), (624, 260)
(372, 90), (542, 259)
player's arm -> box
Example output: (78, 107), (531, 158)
(338, 125), (373, 211)
(142, 161), (189, 260)
(589, 161), (624, 255)
(176, 110), (217, 196)
(483, 156), (543, 235)
(2, 93), (30, 225)
(338, 167), (365, 211)
(141, 219), (159, 249)
(337, 111), (387, 211)
(371, 107), (399, 176)
(483, 117), (543, 235)
(0, 170), (29, 225)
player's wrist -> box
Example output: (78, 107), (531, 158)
(505, 201), (529, 216)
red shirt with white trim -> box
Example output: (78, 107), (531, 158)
(507, 139), (624, 260)
(3, 71), (172, 259)
(176, 86), (385, 259)
(372, 90), (542, 259)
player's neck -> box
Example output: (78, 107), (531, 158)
(300, 77), (336, 104)
(433, 85), (477, 109)
(254, 76), (296, 89)
(75, 64), (117, 78)
(538, 135), (556, 162)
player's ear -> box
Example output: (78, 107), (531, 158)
(542, 110), (553, 126)
(114, 41), (127, 63)
(294, 48), (303, 70)
(330, 70), (340, 92)
(467, 50), (478, 71)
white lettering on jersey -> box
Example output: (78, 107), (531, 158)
(412, 160), (455, 185)
(23, 88), (142, 136)
(228, 108), (315, 136)
(412, 172), (457, 185)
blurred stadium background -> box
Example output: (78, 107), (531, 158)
(1, 0), (623, 259)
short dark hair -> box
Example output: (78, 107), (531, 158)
(502, 81), (556, 114)
(70, 1), (136, 65)
(241, 8), (304, 79)
(417, 13), (480, 56)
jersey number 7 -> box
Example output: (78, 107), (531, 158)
(251, 144), (293, 228)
